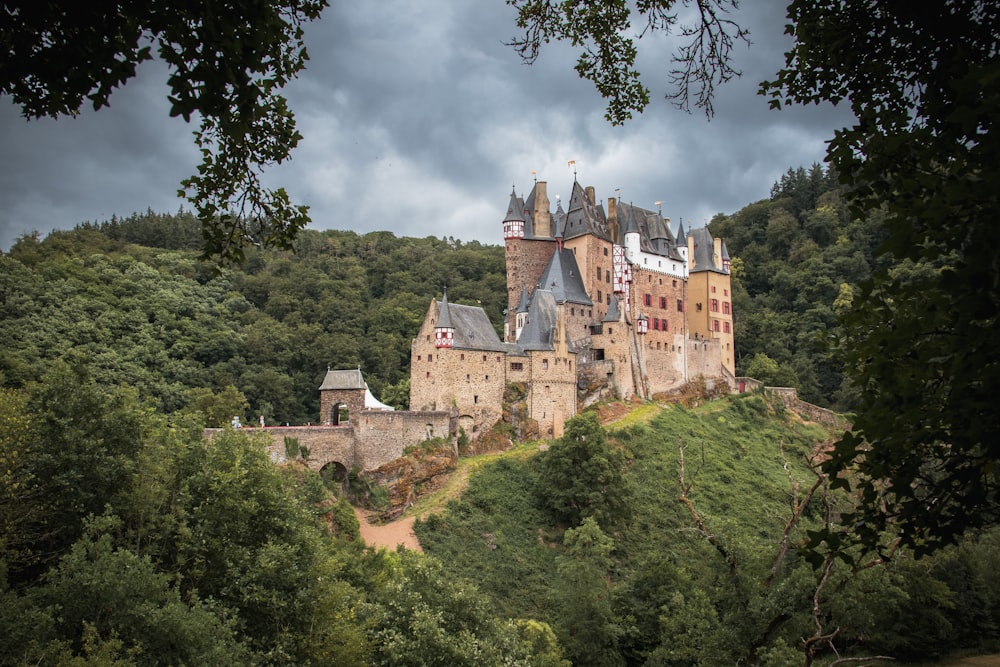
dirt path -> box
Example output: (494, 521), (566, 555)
(354, 508), (422, 551)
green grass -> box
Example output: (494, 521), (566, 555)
(415, 393), (838, 620)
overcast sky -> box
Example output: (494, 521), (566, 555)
(0, 2), (856, 252)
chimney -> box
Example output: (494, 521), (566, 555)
(608, 197), (620, 243)
(714, 237), (722, 267)
(534, 181), (552, 238)
(586, 185), (596, 205)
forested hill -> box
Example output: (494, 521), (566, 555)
(1, 216), (507, 424)
(709, 164), (885, 410)
(1, 164), (876, 421)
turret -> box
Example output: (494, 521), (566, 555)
(624, 205), (641, 261)
(434, 290), (455, 348)
(503, 187), (525, 240)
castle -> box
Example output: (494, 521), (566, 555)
(408, 178), (734, 439)
(243, 178), (735, 476)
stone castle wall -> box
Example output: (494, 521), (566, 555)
(211, 408), (452, 474)
(354, 410), (452, 469)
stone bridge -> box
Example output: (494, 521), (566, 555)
(208, 409), (453, 476)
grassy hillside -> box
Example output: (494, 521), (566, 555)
(414, 393), (1000, 666)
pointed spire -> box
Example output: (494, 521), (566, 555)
(676, 218), (687, 242)
(516, 286), (530, 313)
(624, 204), (641, 236)
(437, 288), (453, 328)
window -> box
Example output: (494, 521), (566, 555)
(474, 395), (479, 404)
(510, 362), (524, 371)
(426, 335), (430, 342)
(427, 354), (433, 362)
(608, 327), (613, 334)
(652, 318), (659, 331)
(663, 320), (669, 331)
(571, 307), (575, 316)
(604, 247), (609, 256)
(598, 290), (603, 303)
(466, 374), (470, 381)
(677, 299), (684, 312)
(659, 296), (667, 309)
(713, 319), (721, 332)
(606, 294), (610, 305)
(596, 266), (602, 280)
(482, 355), (487, 361)
(711, 285), (716, 293)
(672, 279), (677, 287)
(485, 374), (489, 380)
(496, 356), (501, 362)
(723, 322), (731, 333)
(724, 289), (729, 296)
(605, 269), (610, 283)
(696, 303), (703, 312)
(417, 355), (422, 361)
(426, 371), (430, 378)
(460, 353), (465, 360)
(723, 301), (731, 315)
(644, 293), (652, 306)
(542, 359), (549, 369)
(711, 299), (719, 312)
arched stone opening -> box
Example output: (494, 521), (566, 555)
(320, 461), (349, 489)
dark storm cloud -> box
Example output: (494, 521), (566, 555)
(0, 1), (855, 251)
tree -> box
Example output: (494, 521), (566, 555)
(551, 518), (623, 666)
(534, 412), (631, 529)
(0, 0), (327, 264)
(759, 1), (1000, 555)
(506, 0), (749, 123)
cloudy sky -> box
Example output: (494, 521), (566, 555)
(0, 2), (856, 252)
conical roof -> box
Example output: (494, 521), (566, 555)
(437, 290), (454, 329)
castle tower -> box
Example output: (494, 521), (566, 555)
(686, 227), (735, 376)
(502, 182), (559, 342)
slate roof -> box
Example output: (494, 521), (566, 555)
(437, 291), (454, 329)
(688, 227), (727, 274)
(536, 247), (593, 306)
(515, 286), (530, 313)
(603, 295), (622, 323)
(319, 368), (365, 390)
(436, 300), (508, 352)
(516, 289), (558, 351)
(562, 180), (612, 242)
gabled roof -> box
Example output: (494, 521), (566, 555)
(319, 368), (365, 391)
(435, 300), (507, 352)
(563, 180), (612, 242)
(536, 247), (593, 306)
